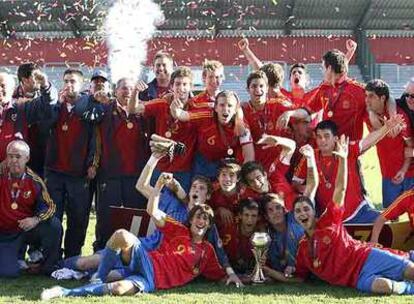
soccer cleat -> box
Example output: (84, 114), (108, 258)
(40, 286), (66, 300)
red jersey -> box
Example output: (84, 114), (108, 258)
(209, 183), (240, 214)
(375, 109), (414, 179)
(149, 218), (225, 290)
(382, 189), (414, 229)
(306, 78), (367, 140)
(219, 222), (255, 273)
(189, 111), (253, 163)
(97, 102), (147, 178)
(295, 201), (372, 287)
(240, 162), (297, 211)
(144, 98), (208, 172)
(294, 142), (365, 220)
(0, 168), (55, 233)
(281, 87), (320, 107)
(242, 97), (293, 172)
(190, 91), (215, 110)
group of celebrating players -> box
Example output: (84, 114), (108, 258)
(1, 37), (414, 299)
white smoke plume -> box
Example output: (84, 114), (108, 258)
(104, 0), (165, 83)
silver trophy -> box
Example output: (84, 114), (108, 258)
(250, 232), (271, 284)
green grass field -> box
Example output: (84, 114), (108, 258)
(0, 142), (408, 303)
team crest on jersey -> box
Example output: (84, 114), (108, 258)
(11, 114), (17, 122)
(207, 135), (216, 145)
(342, 100), (350, 109)
(322, 235), (331, 245)
(23, 190), (32, 198)
(222, 234), (231, 246)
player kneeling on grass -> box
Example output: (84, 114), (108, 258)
(289, 135), (414, 294)
(41, 173), (240, 300)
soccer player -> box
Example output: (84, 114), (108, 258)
(209, 158), (242, 228)
(191, 59), (225, 108)
(293, 117), (404, 223)
(41, 175), (240, 300)
(240, 134), (298, 210)
(397, 79), (414, 128)
(218, 198), (260, 278)
(0, 71), (57, 162)
(370, 189), (414, 244)
(261, 144), (318, 278)
(241, 70), (309, 172)
(365, 79), (414, 207)
(135, 66), (199, 191)
(44, 68), (101, 257)
(93, 77), (148, 251)
(172, 90), (255, 179)
(292, 135), (414, 295)
(0, 140), (61, 277)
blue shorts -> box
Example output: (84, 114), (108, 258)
(123, 239), (156, 293)
(345, 203), (380, 224)
(382, 177), (414, 209)
(357, 248), (410, 292)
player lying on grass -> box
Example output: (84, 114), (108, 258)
(41, 174), (240, 300)
(290, 135), (414, 294)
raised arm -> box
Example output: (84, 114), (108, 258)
(331, 135), (349, 207)
(237, 38), (263, 71)
(257, 134), (296, 165)
(135, 152), (164, 199)
(147, 173), (173, 227)
(361, 114), (405, 154)
(300, 145), (319, 203)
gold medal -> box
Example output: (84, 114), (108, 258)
(126, 122), (134, 129)
(327, 111), (333, 118)
(11, 202), (18, 210)
(325, 182), (332, 189)
(313, 259), (320, 268)
(227, 148), (234, 156)
(62, 123), (69, 131)
(165, 131), (172, 138)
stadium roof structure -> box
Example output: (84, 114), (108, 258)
(0, 0), (413, 38)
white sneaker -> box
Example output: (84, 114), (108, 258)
(40, 286), (66, 300)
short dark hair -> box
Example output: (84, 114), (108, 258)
(153, 51), (173, 64)
(17, 62), (39, 82)
(315, 120), (338, 136)
(188, 204), (215, 227)
(259, 63), (284, 88)
(289, 63), (306, 76)
(240, 161), (265, 185)
(322, 49), (346, 75)
(366, 79), (390, 100)
(292, 195), (315, 212)
(238, 198), (260, 214)
(246, 70), (268, 89)
(63, 68), (84, 80)
(191, 175), (213, 196)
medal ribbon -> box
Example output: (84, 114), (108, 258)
(217, 120), (238, 155)
(9, 172), (26, 202)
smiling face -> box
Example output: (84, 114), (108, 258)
(315, 128), (337, 155)
(172, 76), (192, 104)
(115, 78), (134, 106)
(154, 56), (173, 84)
(245, 169), (269, 193)
(218, 167), (238, 193)
(203, 68), (224, 95)
(248, 77), (268, 107)
(189, 208), (212, 240)
(6, 142), (30, 176)
(214, 94), (238, 125)
(294, 200), (316, 233)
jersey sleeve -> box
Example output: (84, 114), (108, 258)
(382, 190), (414, 220)
(32, 174), (56, 221)
(207, 224), (231, 268)
(292, 156), (307, 183)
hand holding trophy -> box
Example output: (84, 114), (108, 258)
(250, 232), (271, 284)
